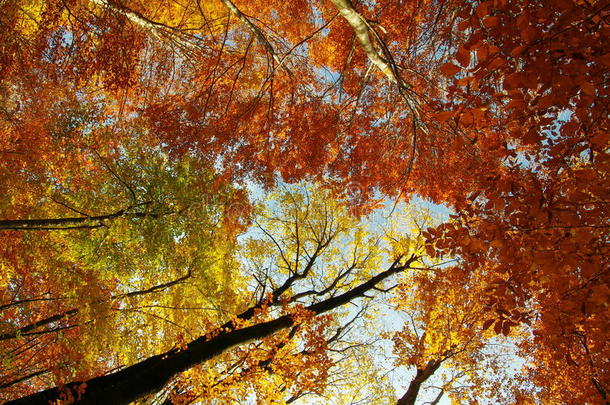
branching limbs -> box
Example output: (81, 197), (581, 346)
(329, 0), (420, 114)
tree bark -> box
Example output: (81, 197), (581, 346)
(7, 256), (416, 405)
(329, 0), (419, 112)
(0, 211), (125, 230)
(396, 359), (442, 405)
(0, 209), (161, 231)
(330, 0), (395, 81)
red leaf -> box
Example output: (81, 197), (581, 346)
(483, 16), (499, 28)
(494, 320), (503, 334)
(511, 45), (526, 57)
(598, 53), (610, 67)
(521, 27), (538, 43)
(436, 111), (454, 122)
(456, 46), (471, 67)
(502, 321), (512, 336)
(440, 62), (461, 77)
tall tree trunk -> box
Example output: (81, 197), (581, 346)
(7, 257), (415, 405)
(396, 359), (442, 405)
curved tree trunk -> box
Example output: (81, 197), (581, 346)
(396, 359), (442, 405)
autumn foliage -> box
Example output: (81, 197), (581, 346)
(1, 0), (608, 404)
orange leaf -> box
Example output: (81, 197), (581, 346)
(476, 1), (492, 18)
(521, 27), (538, 43)
(490, 239), (503, 248)
(581, 82), (595, 96)
(483, 16), (499, 28)
(440, 62), (461, 77)
(457, 77), (471, 87)
(597, 53), (610, 67)
(436, 111), (454, 122)
(456, 46), (471, 67)
(502, 321), (512, 336)
(590, 131), (610, 149)
(511, 45), (526, 57)
(460, 110), (474, 125)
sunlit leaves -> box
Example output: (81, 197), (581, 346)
(1, 0), (608, 403)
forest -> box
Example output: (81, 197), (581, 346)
(0, 0), (608, 403)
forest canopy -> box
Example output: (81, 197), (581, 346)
(0, 0), (608, 404)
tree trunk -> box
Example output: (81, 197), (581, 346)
(396, 359), (442, 405)
(0, 209), (159, 231)
(0, 211), (126, 230)
(7, 257), (415, 405)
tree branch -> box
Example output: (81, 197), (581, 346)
(8, 255), (417, 405)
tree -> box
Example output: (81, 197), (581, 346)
(4, 186), (420, 403)
(0, 133), (249, 398)
(1, 0), (608, 403)
(392, 266), (525, 405)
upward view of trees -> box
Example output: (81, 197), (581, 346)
(0, 0), (608, 403)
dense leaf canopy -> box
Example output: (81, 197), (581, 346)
(0, 0), (608, 404)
